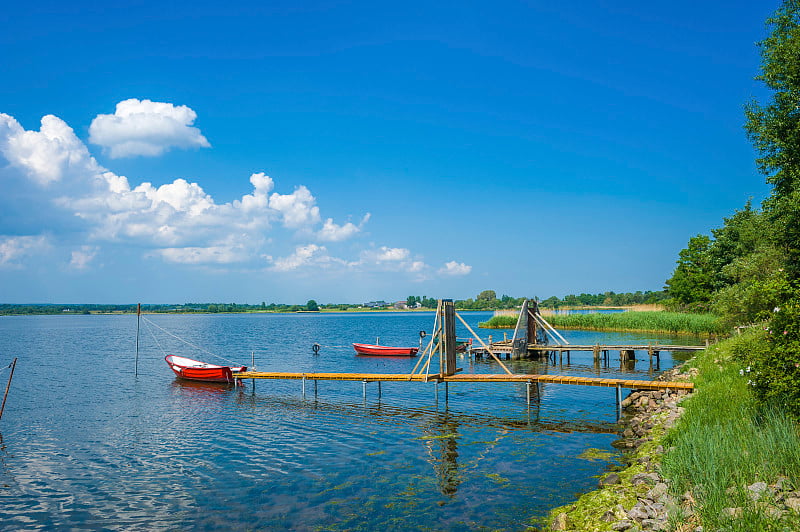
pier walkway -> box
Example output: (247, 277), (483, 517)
(233, 371), (694, 392)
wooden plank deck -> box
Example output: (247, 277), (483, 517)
(481, 342), (705, 353)
(233, 371), (693, 391)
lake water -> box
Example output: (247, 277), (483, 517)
(0, 312), (699, 530)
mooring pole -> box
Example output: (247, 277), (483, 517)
(135, 303), (141, 376)
(251, 351), (256, 391)
(526, 380), (531, 409)
(302, 376), (306, 397)
(0, 358), (17, 421)
(615, 384), (623, 420)
(362, 379), (367, 400)
(378, 380), (382, 399)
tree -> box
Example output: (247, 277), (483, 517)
(477, 290), (496, 302)
(739, 0), (800, 417)
(745, 0), (800, 280)
(305, 300), (319, 311)
(665, 235), (715, 306)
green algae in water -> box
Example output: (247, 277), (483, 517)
(485, 473), (510, 484)
(578, 448), (618, 462)
(366, 450), (386, 456)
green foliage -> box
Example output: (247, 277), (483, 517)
(476, 290), (496, 301)
(745, 0), (800, 201)
(731, 303), (800, 419)
(661, 332), (800, 529)
(305, 299), (320, 311)
(665, 235), (715, 305)
(477, 315), (518, 328)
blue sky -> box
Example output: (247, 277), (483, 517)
(0, 0), (779, 304)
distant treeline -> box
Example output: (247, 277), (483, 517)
(0, 290), (668, 316)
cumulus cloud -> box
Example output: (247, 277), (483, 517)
(316, 213), (370, 242)
(0, 235), (51, 267)
(0, 113), (100, 185)
(438, 261), (472, 276)
(270, 244), (328, 272)
(69, 245), (98, 270)
(0, 108), (376, 270)
(89, 98), (210, 158)
(268, 186), (321, 228)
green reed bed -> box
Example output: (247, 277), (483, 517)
(478, 315), (518, 328)
(660, 330), (800, 530)
(546, 311), (725, 335)
(479, 311), (725, 335)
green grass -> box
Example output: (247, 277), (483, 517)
(480, 311), (725, 335)
(478, 315), (518, 328)
(547, 311), (725, 335)
(660, 330), (800, 530)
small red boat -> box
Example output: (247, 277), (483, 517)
(352, 343), (419, 357)
(165, 355), (247, 383)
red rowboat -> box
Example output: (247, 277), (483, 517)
(164, 355), (247, 383)
(352, 343), (419, 357)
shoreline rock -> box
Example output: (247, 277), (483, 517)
(540, 365), (695, 531)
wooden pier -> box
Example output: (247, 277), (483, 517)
(233, 299), (698, 415)
(233, 370), (694, 392)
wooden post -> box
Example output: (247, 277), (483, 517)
(135, 303), (141, 376)
(0, 358), (17, 421)
(593, 344), (600, 361)
(441, 300), (457, 376)
(527, 300), (539, 345)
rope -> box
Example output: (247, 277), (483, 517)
(316, 345), (352, 350)
(145, 320), (169, 358)
(141, 316), (243, 366)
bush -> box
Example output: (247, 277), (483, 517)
(731, 304), (800, 419)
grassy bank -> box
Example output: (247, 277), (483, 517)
(540, 330), (800, 530)
(659, 330), (800, 530)
(480, 311), (725, 336)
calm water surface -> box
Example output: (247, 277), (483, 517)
(0, 312), (699, 530)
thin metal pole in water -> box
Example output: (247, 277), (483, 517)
(526, 380), (531, 409)
(0, 358), (17, 421)
(251, 351), (255, 391)
(445, 382), (449, 405)
(314, 379), (318, 398)
(378, 381), (382, 399)
(302, 376), (306, 398)
(615, 384), (623, 420)
(362, 380), (367, 400)
(135, 303), (141, 376)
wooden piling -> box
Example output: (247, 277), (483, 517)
(0, 358), (17, 421)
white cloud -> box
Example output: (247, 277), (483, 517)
(69, 245), (98, 270)
(88, 98), (210, 158)
(373, 246), (410, 262)
(317, 213), (370, 242)
(0, 113), (100, 185)
(0, 235), (51, 268)
(268, 186), (321, 229)
(438, 261), (472, 276)
(157, 245), (248, 264)
(0, 110), (370, 269)
(270, 244), (327, 272)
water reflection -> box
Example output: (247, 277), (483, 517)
(421, 411), (462, 497)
